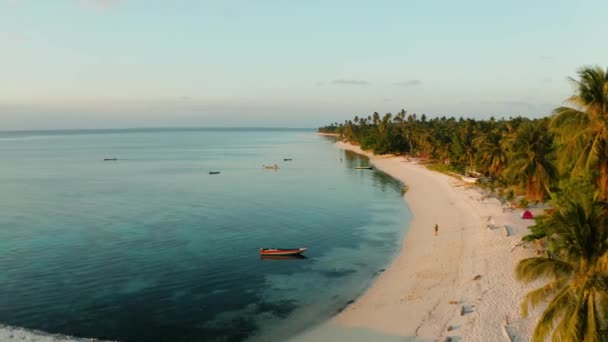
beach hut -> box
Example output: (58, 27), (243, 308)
(521, 210), (534, 220)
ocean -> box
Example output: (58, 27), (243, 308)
(0, 128), (411, 341)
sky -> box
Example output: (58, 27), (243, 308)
(1, 0), (607, 130)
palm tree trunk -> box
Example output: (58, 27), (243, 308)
(527, 178), (535, 202)
(599, 162), (608, 200)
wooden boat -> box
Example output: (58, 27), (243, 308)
(262, 165), (280, 170)
(354, 166), (373, 170)
(103, 158), (118, 161)
(283, 158), (293, 161)
(259, 248), (307, 256)
(466, 170), (484, 178)
(209, 171), (220, 175)
(461, 176), (479, 184)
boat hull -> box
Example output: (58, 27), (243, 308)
(259, 248), (307, 256)
(461, 176), (478, 184)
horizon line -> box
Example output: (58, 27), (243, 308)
(0, 126), (317, 134)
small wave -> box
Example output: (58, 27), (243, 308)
(0, 135), (56, 141)
(0, 324), (114, 341)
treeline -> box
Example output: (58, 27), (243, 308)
(320, 113), (556, 202)
(320, 65), (608, 341)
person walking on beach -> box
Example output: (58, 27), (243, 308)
(434, 224), (439, 236)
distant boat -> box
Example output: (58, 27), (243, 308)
(466, 169), (484, 178)
(104, 158), (118, 161)
(461, 176), (479, 184)
(354, 166), (373, 170)
(263, 165), (280, 170)
(259, 248), (307, 256)
(209, 171), (220, 175)
(283, 158), (293, 161)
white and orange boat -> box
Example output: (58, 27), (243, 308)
(259, 247), (307, 256)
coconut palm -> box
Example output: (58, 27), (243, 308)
(474, 125), (508, 177)
(551, 65), (608, 198)
(504, 120), (558, 202)
(516, 193), (608, 341)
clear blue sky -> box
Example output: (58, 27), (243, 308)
(1, 0), (607, 130)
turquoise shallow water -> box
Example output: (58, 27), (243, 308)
(0, 128), (411, 342)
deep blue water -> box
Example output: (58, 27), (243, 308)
(0, 128), (411, 342)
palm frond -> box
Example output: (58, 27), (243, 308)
(551, 106), (589, 132)
(564, 288), (586, 342)
(596, 253), (608, 274)
(515, 257), (573, 284)
(521, 280), (565, 317)
(584, 291), (600, 342)
(532, 286), (574, 342)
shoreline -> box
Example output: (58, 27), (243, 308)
(315, 132), (341, 137)
(0, 324), (112, 342)
(292, 141), (540, 341)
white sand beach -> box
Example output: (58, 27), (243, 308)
(292, 141), (541, 341)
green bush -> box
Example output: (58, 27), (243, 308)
(506, 189), (515, 202)
(518, 197), (529, 208)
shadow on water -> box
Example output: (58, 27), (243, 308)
(342, 149), (361, 164)
(318, 135), (340, 142)
(340, 149), (403, 194)
(260, 255), (308, 261)
(370, 170), (403, 194)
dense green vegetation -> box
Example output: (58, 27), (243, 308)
(318, 111), (560, 201)
(319, 65), (608, 341)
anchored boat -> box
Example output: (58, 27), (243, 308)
(461, 176), (479, 184)
(259, 248), (307, 256)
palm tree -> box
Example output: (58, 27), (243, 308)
(504, 120), (558, 202)
(455, 119), (477, 171)
(474, 127), (507, 177)
(551, 65), (608, 198)
(516, 192), (608, 341)
(372, 112), (380, 125)
(416, 123), (433, 157)
(402, 113), (418, 155)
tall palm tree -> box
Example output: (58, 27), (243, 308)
(399, 113), (418, 155)
(504, 120), (558, 202)
(474, 127), (507, 177)
(416, 124), (433, 158)
(551, 65), (608, 198)
(516, 193), (608, 341)
(372, 112), (380, 125)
